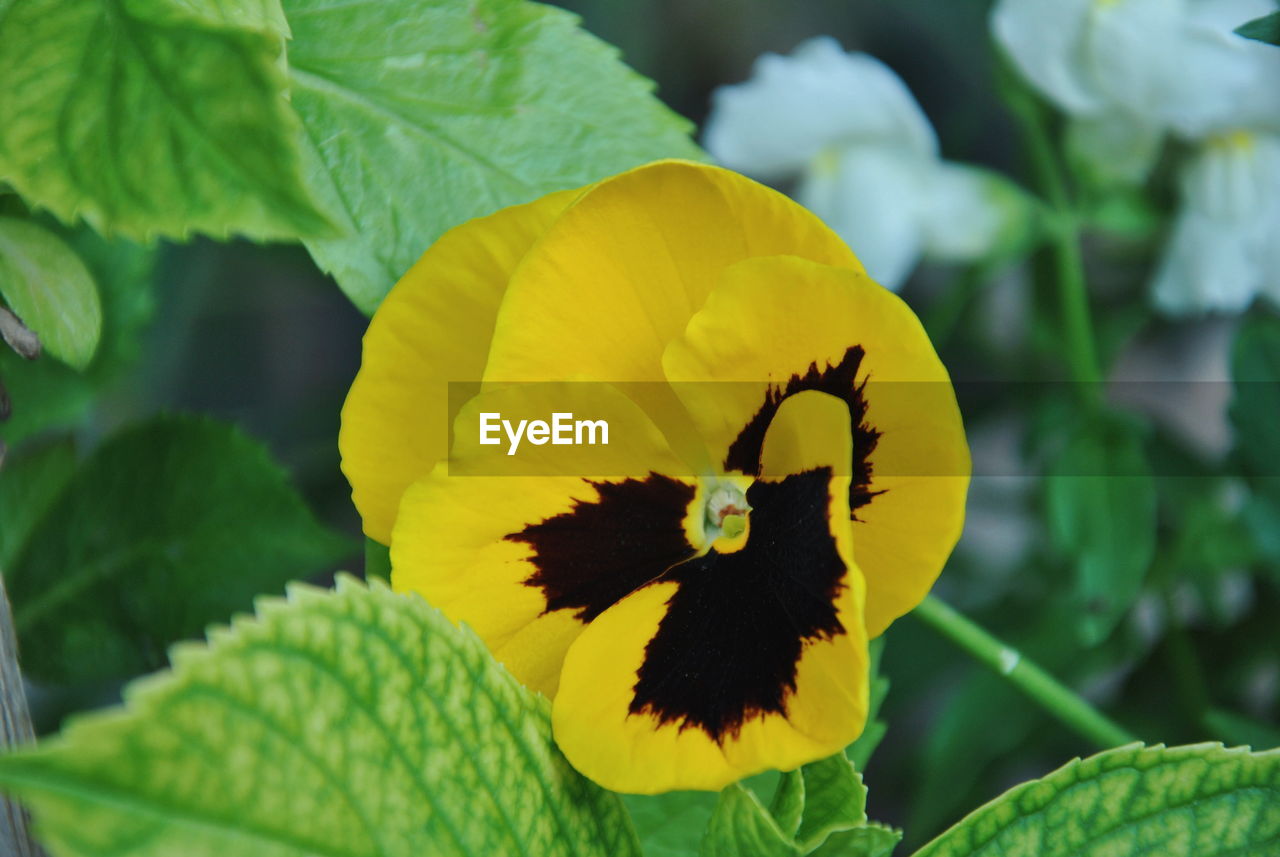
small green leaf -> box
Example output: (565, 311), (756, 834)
(910, 744), (1280, 857)
(0, 228), (155, 444)
(623, 790), (719, 857)
(703, 783), (798, 857)
(0, 439), (76, 570)
(284, 0), (704, 314)
(770, 771), (806, 839)
(0, 217), (102, 369)
(794, 755), (871, 851)
(5, 414), (355, 683)
(1236, 11), (1280, 45)
(0, 577), (640, 857)
(702, 753), (883, 857)
(812, 823), (901, 857)
(1045, 414), (1156, 644)
(0, 0), (331, 241)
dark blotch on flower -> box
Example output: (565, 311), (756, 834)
(630, 468), (848, 741)
(510, 474), (698, 622)
(724, 345), (881, 513)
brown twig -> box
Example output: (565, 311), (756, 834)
(0, 576), (45, 857)
(0, 308), (39, 361)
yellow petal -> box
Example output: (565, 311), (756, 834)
(391, 382), (699, 697)
(482, 160), (861, 388)
(553, 391), (868, 793)
(663, 254), (969, 637)
(340, 189), (577, 542)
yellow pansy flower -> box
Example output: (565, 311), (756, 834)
(340, 160), (969, 794)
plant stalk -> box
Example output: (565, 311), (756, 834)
(0, 574), (44, 857)
(1005, 76), (1104, 402)
(913, 595), (1137, 749)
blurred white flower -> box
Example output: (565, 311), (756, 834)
(704, 37), (1029, 290)
(993, 0), (1280, 151)
(1152, 131), (1280, 314)
(994, 0), (1280, 314)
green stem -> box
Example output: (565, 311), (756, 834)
(913, 595), (1137, 749)
(1006, 80), (1103, 401)
(1159, 590), (1212, 727)
(924, 264), (988, 351)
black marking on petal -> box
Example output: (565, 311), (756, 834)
(724, 345), (881, 513)
(510, 474), (698, 622)
(629, 468), (847, 741)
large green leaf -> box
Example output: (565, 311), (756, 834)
(0, 0), (331, 241)
(0, 439), (76, 570)
(284, 0), (704, 314)
(5, 414), (355, 683)
(911, 744), (1280, 857)
(0, 577), (640, 857)
(0, 217), (102, 369)
(1045, 414), (1156, 644)
(0, 229), (154, 443)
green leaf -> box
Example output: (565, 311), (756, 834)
(0, 228), (155, 443)
(770, 771), (806, 839)
(701, 753), (885, 857)
(794, 755), (871, 851)
(5, 414), (355, 683)
(0, 0), (332, 241)
(1236, 11), (1280, 45)
(0, 217), (102, 369)
(364, 536), (391, 582)
(1045, 414), (1156, 644)
(703, 783), (798, 857)
(811, 823), (901, 857)
(0, 576), (640, 857)
(283, 0), (704, 314)
(0, 439), (76, 570)
(910, 744), (1280, 857)
(1231, 313), (1280, 479)
(848, 636), (889, 771)
(623, 790), (719, 857)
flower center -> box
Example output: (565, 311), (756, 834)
(705, 483), (750, 540)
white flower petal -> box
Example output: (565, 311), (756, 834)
(995, 0), (1280, 139)
(1152, 209), (1260, 314)
(796, 148), (925, 290)
(918, 163), (1027, 261)
(1163, 0), (1280, 136)
(1181, 132), (1280, 221)
(1083, 0), (1188, 119)
(703, 37), (937, 180)
(1155, 132), (1280, 314)
(991, 0), (1106, 114)
(1066, 113), (1165, 184)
